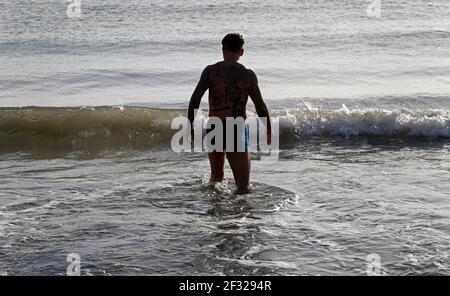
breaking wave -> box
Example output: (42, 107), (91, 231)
(276, 103), (450, 138)
(0, 104), (449, 152)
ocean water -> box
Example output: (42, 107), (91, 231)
(1, 0), (450, 275)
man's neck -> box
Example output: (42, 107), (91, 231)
(223, 59), (239, 64)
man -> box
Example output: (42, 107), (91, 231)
(188, 33), (271, 194)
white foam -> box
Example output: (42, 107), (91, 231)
(275, 104), (450, 138)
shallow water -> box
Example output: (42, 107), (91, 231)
(0, 139), (449, 275)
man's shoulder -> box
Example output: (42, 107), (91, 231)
(203, 62), (222, 73)
(231, 63), (255, 78)
(246, 68), (257, 82)
(246, 68), (256, 75)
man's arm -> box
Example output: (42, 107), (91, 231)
(188, 66), (210, 128)
(248, 69), (272, 144)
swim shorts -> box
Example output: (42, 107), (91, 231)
(205, 119), (249, 152)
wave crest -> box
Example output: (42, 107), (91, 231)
(276, 103), (450, 138)
(0, 105), (449, 152)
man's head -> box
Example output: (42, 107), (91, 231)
(222, 33), (244, 62)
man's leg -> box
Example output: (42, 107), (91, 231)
(226, 151), (251, 194)
(208, 152), (225, 182)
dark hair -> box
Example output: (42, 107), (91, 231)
(222, 33), (245, 53)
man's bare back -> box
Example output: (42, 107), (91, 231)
(189, 61), (269, 120)
(188, 33), (271, 194)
